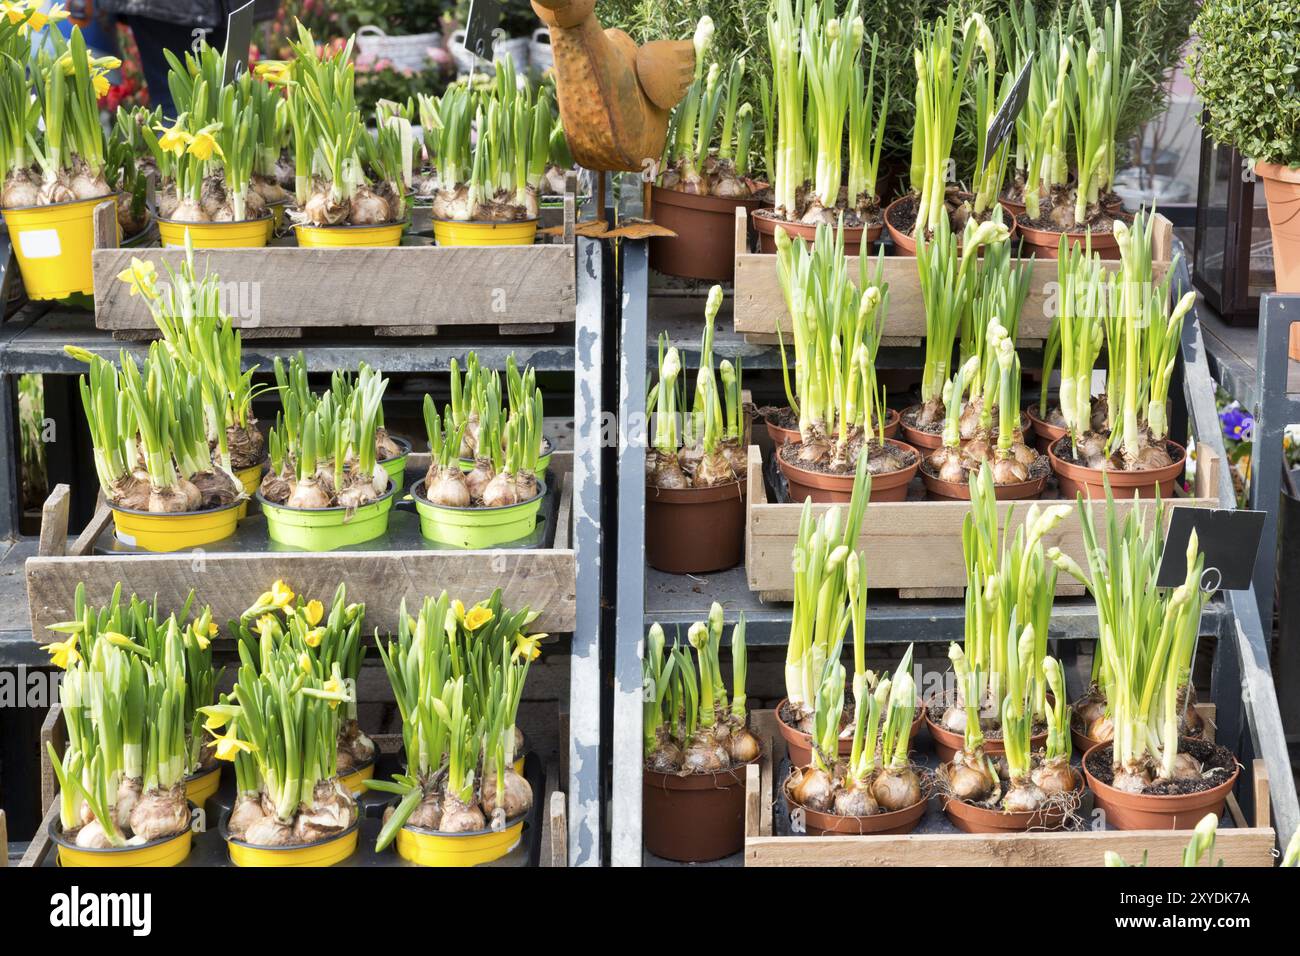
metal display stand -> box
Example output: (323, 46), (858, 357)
(610, 237), (1298, 865)
(0, 237), (606, 867)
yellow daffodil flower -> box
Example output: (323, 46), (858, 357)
(115, 257), (157, 297)
(155, 121), (192, 157)
(452, 599), (466, 623)
(21, 2), (67, 33)
(304, 627), (325, 648)
(1, 3), (26, 26)
(93, 72), (109, 98)
(192, 628), (211, 651)
(187, 128), (223, 161)
(464, 605), (494, 631)
(43, 634), (80, 670)
(270, 580), (295, 607)
(304, 599), (324, 627)
(256, 614), (279, 640)
(200, 706), (234, 732)
(513, 633), (544, 662)
(210, 727), (255, 762)
(298, 652), (313, 674)
(322, 676), (345, 709)
(254, 60), (291, 84)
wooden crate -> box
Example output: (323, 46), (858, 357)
(730, 207), (1175, 347)
(25, 451), (579, 640)
(89, 188), (579, 341)
(744, 443), (1221, 601)
(743, 710), (1276, 867)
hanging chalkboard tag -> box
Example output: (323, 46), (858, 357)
(0, 233), (11, 311)
(223, 1), (258, 84)
(983, 53), (1034, 169)
(1156, 506), (1266, 591)
(464, 0), (504, 66)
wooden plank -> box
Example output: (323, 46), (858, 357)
(549, 789), (568, 868)
(1253, 758), (1270, 829)
(0, 810), (6, 867)
(28, 548), (577, 637)
(39, 703), (64, 815)
(70, 501), (112, 557)
(92, 199), (117, 250)
(731, 208), (1173, 342)
(38, 484), (70, 557)
(744, 827), (1277, 867)
(745, 443), (1219, 595)
(376, 325), (439, 336)
(92, 244), (577, 330)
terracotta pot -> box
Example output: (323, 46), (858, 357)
(1256, 161), (1300, 293)
(1025, 403), (1068, 454)
(777, 439), (918, 504)
(645, 479), (745, 574)
(776, 698), (925, 768)
(942, 773), (1081, 834)
(1072, 727), (1107, 757)
(1048, 437), (1186, 499)
(899, 408), (943, 451)
(753, 208), (881, 256)
(766, 409), (898, 447)
(1083, 742), (1240, 831)
(921, 461), (1047, 501)
(999, 194), (1027, 219)
(924, 705), (1048, 765)
(643, 764), (751, 861)
(885, 193), (1013, 255)
(787, 781), (929, 836)
(649, 185), (770, 282)
(1015, 214), (1124, 260)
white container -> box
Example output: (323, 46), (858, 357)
(529, 28), (553, 72)
(356, 25), (443, 73)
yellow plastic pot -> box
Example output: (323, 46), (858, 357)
(339, 756), (376, 796)
(50, 819), (193, 868)
(222, 812), (359, 868)
(259, 484), (395, 551)
(411, 479), (545, 548)
(185, 764), (222, 807)
(395, 815), (525, 867)
(4, 195), (118, 300)
(432, 218), (538, 246)
(158, 215), (271, 248)
(295, 220), (406, 247)
(112, 500), (241, 552)
(234, 460), (266, 520)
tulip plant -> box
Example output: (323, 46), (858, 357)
(368, 590), (545, 847)
(0, 21), (117, 210)
(45, 584), (218, 849)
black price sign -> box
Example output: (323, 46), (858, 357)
(464, 0), (504, 65)
(983, 53), (1034, 169)
(223, 0), (258, 84)
(1156, 506), (1266, 592)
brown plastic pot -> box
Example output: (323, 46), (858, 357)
(921, 459), (1048, 501)
(1025, 404), (1068, 454)
(786, 780), (929, 836)
(1083, 742), (1240, 831)
(776, 698), (925, 768)
(1072, 727), (1107, 757)
(925, 704), (1048, 765)
(1048, 437), (1186, 500)
(885, 193), (1014, 255)
(942, 773), (1081, 834)
(649, 185), (770, 282)
(1015, 214), (1124, 260)
(777, 439), (918, 504)
(753, 208), (881, 255)
(899, 415), (943, 451)
(1256, 161), (1300, 293)
(645, 479), (745, 574)
(643, 764), (751, 861)
(999, 194), (1027, 219)
(766, 409), (898, 447)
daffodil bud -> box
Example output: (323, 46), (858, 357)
(687, 620), (708, 651)
(693, 16), (715, 63)
(705, 284), (724, 322)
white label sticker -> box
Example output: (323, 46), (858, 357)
(18, 228), (61, 259)
(116, 530), (136, 547)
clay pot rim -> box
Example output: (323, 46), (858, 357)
(774, 697), (924, 754)
(940, 773), (1084, 828)
(1047, 436), (1187, 487)
(923, 698), (1050, 753)
(751, 206), (883, 236)
(1255, 160), (1300, 184)
(645, 477), (746, 503)
(784, 769), (931, 827)
(1014, 213), (1124, 247)
(919, 457), (1049, 500)
(1080, 741), (1242, 807)
(777, 438), (919, 484)
(643, 758), (759, 790)
(650, 183), (771, 213)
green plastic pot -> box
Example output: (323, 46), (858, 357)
(381, 435), (412, 490)
(411, 478), (545, 548)
(258, 485), (396, 550)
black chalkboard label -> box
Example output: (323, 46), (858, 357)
(0, 233), (11, 312)
(464, 0), (504, 64)
(223, 0), (257, 84)
(983, 53), (1034, 169)
(1156, 506), (1266, 592)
